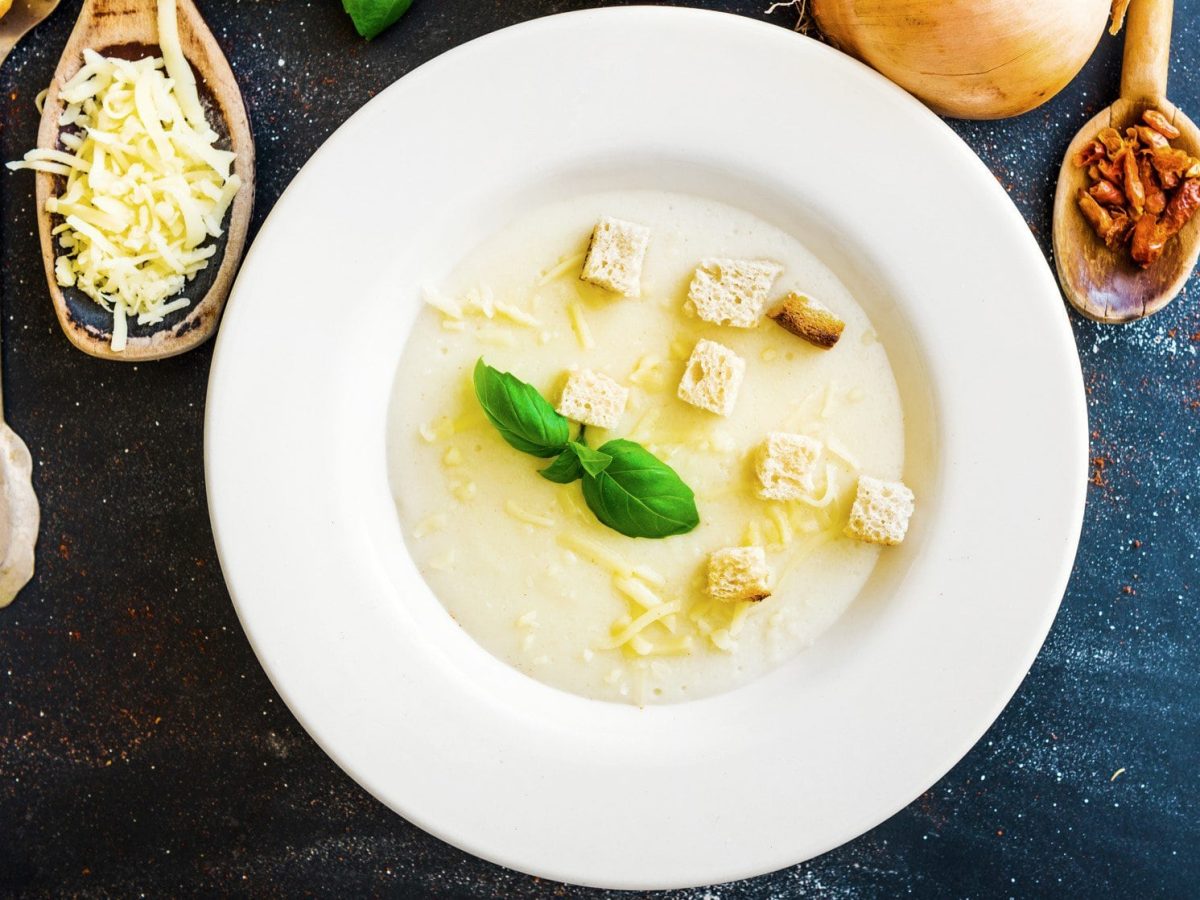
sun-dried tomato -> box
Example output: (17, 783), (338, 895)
(1160, 178), (1200, 238)
(1075, 108), (1200, 267)
(1089, 179), (1124, 206)
(1130, 212), (1165, 267)
(1143, 108), (1181, 140)
(1136, 125), (1169, 150)
(1073, 141), (1106, 168)
(1123, 149), (1145, 214)
(1139, 156), (1167, 215)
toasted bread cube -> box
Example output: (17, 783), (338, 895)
(768, 292), (845, 349)
(687, 258), (783, 327)
(756, 432), (823, 500)
(557, 369), (629, 429)
(707, 546), (772, 602)
(677, 339), (745, 416)
(845, 476), (915, 546)
(580, 216), (650, 297)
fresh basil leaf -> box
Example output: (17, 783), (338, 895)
(473, 359), (570, 458)
(569, 441), (612, 478)
(539, 448), (583, 484)
(581, 439), (699, 538)
(342, 0), (413, 40)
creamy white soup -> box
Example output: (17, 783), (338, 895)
(387, 190), (906, 704)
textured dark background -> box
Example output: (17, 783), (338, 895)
(1, 1), (1197, 897)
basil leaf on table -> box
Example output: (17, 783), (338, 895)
(581, 439), (699, 539)
(473, 359), (570, 458)
(342, 0), (413, 40)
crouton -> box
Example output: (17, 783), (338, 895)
(687, 258), (783, 327)
(707, 546), (772, 602)
(580, 216), (650, 297)
(755, 432), (823, 500)
(677, 339), (746, 416)
(557, 369), (629, 429)
(767, 292), (845, 349)
(845, 476), (915, 546)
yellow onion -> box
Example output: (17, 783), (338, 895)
(811, 0), (1113, 119)
(0, 0), (12, 20)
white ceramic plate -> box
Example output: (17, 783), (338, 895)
(206, 8), (1087, 890)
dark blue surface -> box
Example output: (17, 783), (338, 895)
(1, 2), (1197, 896)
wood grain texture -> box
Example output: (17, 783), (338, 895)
(33, 0), (254, 361)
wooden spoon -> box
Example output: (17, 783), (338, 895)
(1053, 0), (1200, 323)
(33, 0), (254, 360)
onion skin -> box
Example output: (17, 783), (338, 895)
(811, 0), (1111, 120)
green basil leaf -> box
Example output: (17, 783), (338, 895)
(581, 439), (699, 538)
(569, 441), (612, 478)
(539, 448), (583, 484)
(342, 0), (413, 39)
(473, 359), (570, 458)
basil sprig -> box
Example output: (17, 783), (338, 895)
(579, 439), (698, 538)
(473, 359), (570, 458)
(472, 359), (699, 539)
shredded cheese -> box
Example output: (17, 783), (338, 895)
(535, 249), (586, 286)
(504, 500), (555, 528)
(600, 600), (682, 650)
(821, 381), (839, 419)
(768, 505), (794, 544)
(614, 576), (664, 610)
(423, 284), (463, 319)
(414, 514), (447, 539)
(6, 4), (241, 351)
(567, 302), (595, 350)
(627, 354), (663, 387)
(494, 301), (541, 328)
(729, 601), (754, 637)
(451, 480), (477, 502)
(630, 565), (666, 588)
(794, 465), (840, 509)
(557, 533), (633, 578)
(825, 438), (861, 472)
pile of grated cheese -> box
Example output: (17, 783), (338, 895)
(5, 0), (241, 351)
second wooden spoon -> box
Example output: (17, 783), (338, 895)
(1053, 0), (1200, 323)
(34, 0), (254, 360)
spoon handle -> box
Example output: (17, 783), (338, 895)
(1120, 0), (1173, 103)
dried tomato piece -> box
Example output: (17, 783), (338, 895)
(1098, 127), (1125, 156)
(1078, 190), (1114, 239)
(1139, 156), (1167, 215)
(1097, 158), (1124, 186)
(1089, 179), (1125, 206)
(1104, 213), (1134, 250)
(1123, 149), (1145, 214)
(1135, 125), (1169, 150)
(1143, 108), (1181, 140)
(1160, 178), (1200, 238)
(1151, 146), (1192, 189)
(1073, 140), (1106, 168)
(1130, 212), (1166, 267)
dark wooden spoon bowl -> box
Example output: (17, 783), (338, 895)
(33, 0), (254, 360)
